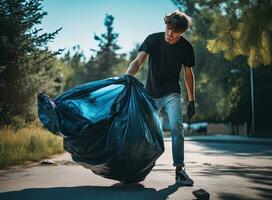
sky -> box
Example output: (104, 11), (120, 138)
(41, 0), (178, 58)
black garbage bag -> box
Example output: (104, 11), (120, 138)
(37, 75), (164, 183)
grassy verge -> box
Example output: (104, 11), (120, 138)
(0, 122), (64, 169)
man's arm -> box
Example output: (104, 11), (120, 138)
(183, 65), (195, 101)
(126, 52), (148, 76)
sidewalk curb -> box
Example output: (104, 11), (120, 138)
(164, 135), (272, 146)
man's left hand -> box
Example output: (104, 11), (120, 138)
(187, 101), (195, 120)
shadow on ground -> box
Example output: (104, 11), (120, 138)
(0, 183), (184, 200)
(196, 164), (272, 199)
(193, 141), (272, 200)
(191, 141), (272, 157)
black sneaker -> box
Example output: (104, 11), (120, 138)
(175, 168), (194, 186)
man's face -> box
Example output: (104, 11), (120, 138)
(165, 25), (182, 44)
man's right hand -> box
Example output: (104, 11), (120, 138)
(122, 73), (132, 84)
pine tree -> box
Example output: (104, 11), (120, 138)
(0, 0), (62, 128)
(173, 0), (272, 134)
(61, 45), (87, 89)
(92, 14), (122, 79)
(173, 0), (272, 67)
(171, 0), (248, 122)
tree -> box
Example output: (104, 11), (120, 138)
(172, 0), (239, 122)
(173, 0), (272, 68)
(60, 45), (87, 90)
(91, 14), (123, 79)
(57, 14), (128, 91)
(171, 0), (249, 123)
(0, 0), (62, 128)
(172, 0), (272, 135)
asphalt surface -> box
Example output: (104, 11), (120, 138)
(0, 139), (271, 200)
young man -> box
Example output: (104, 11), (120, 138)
(125, 10), (196, 185)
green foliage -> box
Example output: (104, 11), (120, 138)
(92, 14), (124, 79)
(172, 0), (251, 123)
(174, 0), (272, 67)
(58, 14), (129, 90)
(0, 0), (63, 128)
(60, 45), (87, 90)
(41, 14), (129, 92)
(173, 0), (272, 134)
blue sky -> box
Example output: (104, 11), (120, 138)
(41, 0), (178, 58)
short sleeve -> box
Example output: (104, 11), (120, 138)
(138, 34), (152, 54)
(183, 44), (195, 67)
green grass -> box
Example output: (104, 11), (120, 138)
(0, 122), (64, 169)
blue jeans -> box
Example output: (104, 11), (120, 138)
(154, 93), (185, 167)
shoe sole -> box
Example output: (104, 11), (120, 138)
(175, 180), (194, 186)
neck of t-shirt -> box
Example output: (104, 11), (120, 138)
(164, 33), (183, 45)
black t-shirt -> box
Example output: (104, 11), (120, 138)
(138, 32), (195, 98)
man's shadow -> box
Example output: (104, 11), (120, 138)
(0, 182), (182, 200)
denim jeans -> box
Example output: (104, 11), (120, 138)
(154, 93), (185, 167)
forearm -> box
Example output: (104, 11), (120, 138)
(184, 72), (196, 101)
(126, 60), (140, 76)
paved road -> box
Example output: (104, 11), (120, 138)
(0, 140), (271, 200)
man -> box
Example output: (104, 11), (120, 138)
(125, 10), (196, 186)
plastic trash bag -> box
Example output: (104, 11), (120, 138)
(37, 75), (164, 183)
